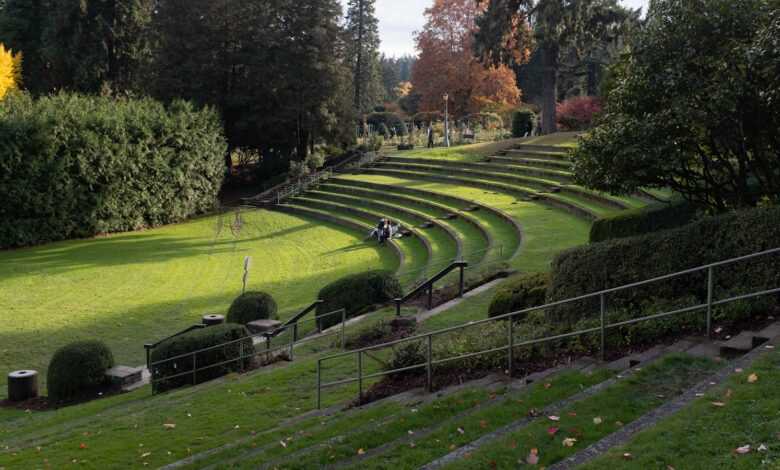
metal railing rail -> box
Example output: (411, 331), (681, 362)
(274, 169), (334, 205)
(341, 151), (382, 172)
(272, 299), (325, 340)
(149, 308), (348, 394)
(395, 261), (469, 314)
(316, 247), (780, 408)
(144, 324), (206, 370)
(398, 245), (506, 290)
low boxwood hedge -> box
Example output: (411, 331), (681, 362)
(589, 199), (698, 243)
(316, 271), (403, 330)
(548, 206), (780, 326)
(47, 341), (114, 404)
(488, 273), (550, 319)
(226, 291), (278, 325)
(150, 323), (255, 392)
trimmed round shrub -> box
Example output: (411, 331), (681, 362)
(227, 291), (278, 325)
(47, 341), (115, 403)
(0, 92), (227, 249)
(488, 273), (550, 319)
(150, 323), (255, 392)
(366, 112), (407, 137)
(316, 271), (403, 330)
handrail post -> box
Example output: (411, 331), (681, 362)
(459, 264), (465, 297)
(192, 353), (197, 386)
(426, 335), (433, 393)
(289, 325), (295, 361)
(144, 344), (152, 372)
(706, 266), (714, 339)
(316, 359), (322, 410)
(239, 341), (244, 372)
(507, 317), (514, 378)
(357, 351), (364, 403)
(293, 323), (299, 343)
(600, 293), (606, 361)
(341, 309), (347, 349)
(395, 298), (402, 317)
(427, 285), (433, 310)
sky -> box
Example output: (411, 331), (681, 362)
(343, 0), (651, 57)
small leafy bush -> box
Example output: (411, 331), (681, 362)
(488, 273), (550, 319)
(511, 109), (535, 137)
(47, 341), (114, 404)
(386, 342), (426, 379)
(316, 271), (403, 330)
(342, 319), (417, 350)
(367, 112), (407, 137)
(589, 200), (698, 243)
(150, 323), (255, 392)
(556, 96), (602, 131)
(226, 291), (278, 325)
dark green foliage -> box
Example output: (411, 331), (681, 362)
(386, 342), (426, 379)
(589, 200), (698, 243)
(47, 341), (114, 403)
(488, 273), (550, 319)
(411, 112), (442, 126)
(316, 271), (403, 329)
(367, 112), (407, 137)
(0, 93), (226, 249)
(150, 323), (255, 392)
(548, 207), (780, 326)
(226, 291), (278, 325)
(343, 319), (416, 350)
(511, 110), (535, 137)
(572, 0), (780, 210)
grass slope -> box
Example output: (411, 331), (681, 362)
(0, 209), (396, 394)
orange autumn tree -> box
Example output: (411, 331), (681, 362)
(411, 0), (524, 118)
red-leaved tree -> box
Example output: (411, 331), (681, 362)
(556, 96), (602, 131)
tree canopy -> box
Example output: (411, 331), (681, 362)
(412, 0), (521, 119)
(572, 0), (780, 210)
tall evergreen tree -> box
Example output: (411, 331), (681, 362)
(345, 0), (382, 115)
(0, 0), (48, 93)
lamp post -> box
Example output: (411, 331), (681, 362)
(443, 93), (450, 148)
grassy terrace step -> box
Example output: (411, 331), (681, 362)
(318, 182), (492, 261)
(385, 156), (573, 182)
(224, 369), (613, 469)
(371, 160), (640, 212)
(501, 149), (573, 162)
(296, 193), (460, 264)
(359, 167), (606, 220)
(441, 354), (719, 469)
(330, 176), (522, 262)
(487, 155), (573, 170)
(305, 189), (471, 263)
(275, 204), (425, 282)
(334, 174), (590, 272)
(579, 349), (780, 470)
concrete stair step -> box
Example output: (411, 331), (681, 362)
(686, 341), (722, 360)
(718, 331), (764, 357)
(606, 345), (666, 371)
(754, 321), (780, 341)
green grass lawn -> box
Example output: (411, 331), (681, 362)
(0, 208), (396, 395)
(580, 350), (780, 470)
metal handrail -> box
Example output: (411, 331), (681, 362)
(149, 308), (348, 393)
(395, 261), (468, 314)
(316, 247), (780, 408)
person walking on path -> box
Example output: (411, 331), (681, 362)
(427, 123), (435, 148)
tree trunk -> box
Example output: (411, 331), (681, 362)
(541, 43), (559, 135)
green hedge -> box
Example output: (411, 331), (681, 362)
(316, 271), (403, 330)
(589, 200), (698, 243)
(226, 291), (278, 325)
(366, 112), (407, 137)
(150, 323), (254, 392)
(488, 273), (550, 319)
(548, 206), (780, 326)
(47, 341), (114, 404)
(511, 110), (535, 137)
(0, 92), (227, 249)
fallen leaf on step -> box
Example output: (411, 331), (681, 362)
(457, 427), (465, 435)
(544, 383), (552, 389)
(758, 444), (768, 452)
(163, 423), (176, 430)
(593, 417), (603, 425)
(735, 368), (743, 373)
(563, 438), (577, 447)
(480, 420), (488, 429)
(622, 453), (633, 460)
(141, 452), (151, 458)
(667, 466), (676, 470)
(279, 441), (287, 448)
(615, 421), (624, 427)
(568, 412), (577, 417)
(509, 440), (518, 449)
(449, 444), (456, 450)
(408, 430), (414, 435)
(79, 443), (88, 450)
(548, 416), (560, 421)
(725, 389), (733, 399)
(526, 448), (539, 465)
(735, 445), (751, 454)
(547, 427), (559, 436)
(695, 393), (705, 397)
(714, 327), (723, 334)
(711, 401), (726, 407)
(409, 442), (416, 448)
(357, 448), (365, 455)
(747, 373), (759, 383)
